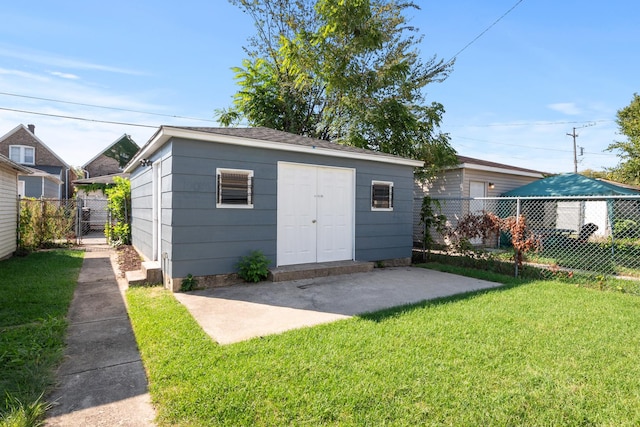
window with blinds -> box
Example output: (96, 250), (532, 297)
(216, 169), (254, 208)
(371, 181), (393, 211)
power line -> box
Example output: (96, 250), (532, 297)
(0, 91), (218, 123)
(1, 104), (621, 157)
(445, 0), (526, 65)
(453, 135), (618, 157)
(0, 106), (159, 129)
(448, 119), (613, 128)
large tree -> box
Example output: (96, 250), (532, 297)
(218, 0), (457, 177)
(607, 93), (640, 185)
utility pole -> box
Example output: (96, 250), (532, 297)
(567, 127), (578, 173)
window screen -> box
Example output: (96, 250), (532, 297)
(371, 181), (393, 210)
(217, 170), (253, 207)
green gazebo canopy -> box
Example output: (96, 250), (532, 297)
(502, 173), (640, 197)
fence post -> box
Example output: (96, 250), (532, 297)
(76, 197), (82, 245)
(515, 198), (521, 278)
(16, 195), (21, 250)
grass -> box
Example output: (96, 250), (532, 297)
(491, 242), (640, 277)
(0, 250), (84, 426)
(127, 272), (640, 426)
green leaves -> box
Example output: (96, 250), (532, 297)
(236, 250), (271, 282)
(105, 176), (131, 246)
(221, 0), (457, 177)
(607, 93), (640, 185)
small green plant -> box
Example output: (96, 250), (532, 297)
(237, 251), (270, 283)
(419, 196), (448, 258)
(1, 392), (51, 427)
(180, 274), (198, 292)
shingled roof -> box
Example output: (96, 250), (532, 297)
(456, 155), (546, 175)
(126, 126), (424, 172)
(177, 126), (411, 160)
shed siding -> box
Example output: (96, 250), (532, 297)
(0, 165), (18, 259)
(130, 143), (173, 271)
(130, 165), (154, 258)
(424, 169), (464, 198)
(131, 137), (415, 280)
(461, 169), (538, 198)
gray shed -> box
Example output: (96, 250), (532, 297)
(125, 126), (423, 290)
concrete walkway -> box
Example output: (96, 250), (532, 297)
(45, 241), (155, 426)
(175, 266), (503, 345)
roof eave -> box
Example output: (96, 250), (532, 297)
(458, 162), (545, 178)
(0, 153), (32, 174)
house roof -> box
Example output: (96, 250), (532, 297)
(82, 134), (139, 169)
(0, 124), (71, 169)
(0, 153), (31, 174)
(502, 173), (640, 197)
(451, 155), (546, 178)
(73, 172), (129, 185)
(124, 126), (424, 172)
(596, 177), (640, 191)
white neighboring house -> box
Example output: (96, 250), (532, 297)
(0, 153), (31, 259)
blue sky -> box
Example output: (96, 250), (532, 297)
(0, 0), (637, 173)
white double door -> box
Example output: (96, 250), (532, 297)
(277, 163), (354, 266)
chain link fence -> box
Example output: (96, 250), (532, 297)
(18, 197), (111, 249)
(415, 196), (640, 278)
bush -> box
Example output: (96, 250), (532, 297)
(180, 274), (198, 292)
(18, 199), (75, 251)
(237, 251), (270, 283)
(104, 177), (131, 246)
(614, 219), (640, 238)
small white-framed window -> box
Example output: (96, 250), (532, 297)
(216, 168), (254, 208)
(9, 145), (35, 165)
(371, 180), (393, 211)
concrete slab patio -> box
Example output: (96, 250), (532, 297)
(174, 266), (503, 345)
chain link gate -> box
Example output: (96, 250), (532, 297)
(415, 196), (640, 278)
(76, 196), (110, 244)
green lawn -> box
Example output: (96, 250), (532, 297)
(127, 274), (640, 426)
(0, 250), (83, 426)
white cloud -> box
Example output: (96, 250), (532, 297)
(0, 67), (50, 82)
(0, 66), (165, 166)
(49, 71), (80, 80)
(0, 44), (146, 76)
(547, 102), (582, 115)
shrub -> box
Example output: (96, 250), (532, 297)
(104, 177), (131, 246)
(418, 196), (448, 260)
(237, 251), (270, 283)
(180, 274), (198, 292)
(614, 219), (640, 238)
(18, 198), (75, 251)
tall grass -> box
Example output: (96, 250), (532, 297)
(127, 278), (640, 426)
(0, 250), (83, 426)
